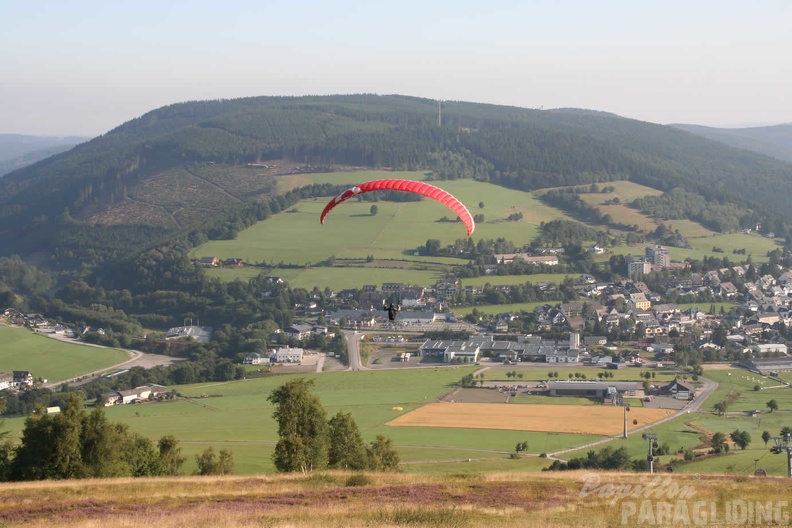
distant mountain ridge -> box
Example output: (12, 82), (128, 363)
(1, 94), (791, 272)
(671, 123), (792, 163)
(0, 134), (89, 176)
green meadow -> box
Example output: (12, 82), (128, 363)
(674, 302), (739, 314)
(91, 368), (612, 475)
(3, 358), (786, 476)
(460, 273), (573, 287)
(606, 233), (781, 264)
(702, 368), (792, 413)
(0, 325), (129, 383)
(193, 175), (568, 290)
(451, 302), (549, 316)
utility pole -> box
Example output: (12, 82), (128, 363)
(642, 433), (659, 474)
(617, 394), (630, 439)
(770, 433), (792, 478)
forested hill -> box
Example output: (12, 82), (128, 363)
(0, 134), (89, 177)
(1, 94), (792, 271)
(671, 123), (792, 164)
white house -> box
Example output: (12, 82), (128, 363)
(243, 352), (269, 365)
(0, 372), (13, 391)
(275, 347), (304, 363)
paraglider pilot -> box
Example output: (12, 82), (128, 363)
(383, 300), (401, 322)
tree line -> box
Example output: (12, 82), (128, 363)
(268, 379), (399, 472)
(0, 394), (190, 481)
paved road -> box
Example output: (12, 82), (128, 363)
(39, 333), (184, 388)
(343, 330), (367, 371)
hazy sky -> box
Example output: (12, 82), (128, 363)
(3, 0), (791, 137)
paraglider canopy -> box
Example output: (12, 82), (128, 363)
(320, 179), (475, 235)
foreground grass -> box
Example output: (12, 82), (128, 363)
(1, 471), (789, 528)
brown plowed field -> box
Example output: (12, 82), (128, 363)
(387, 402), (675, 436)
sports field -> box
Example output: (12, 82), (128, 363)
(387, 402), (675, 436)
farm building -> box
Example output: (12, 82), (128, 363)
(746, 343), (788, 356)
(103, 384), (169, 406)
(661, 378), (696, 400)
(740, 357), (792, 374)
(547, 380), (638, 398)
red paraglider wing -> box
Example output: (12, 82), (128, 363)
(320, 179), (475, 235)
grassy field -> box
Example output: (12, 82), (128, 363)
(3, 358), (788, 479)
(460, 273), (573, 287)
(702, 368), (792, 413)
(684, 233), (784, 261)
(577, 193), (659, 233)
(193, 175), (572, 290)
(674, 302), (739, 314)
(604, 232), (782, 264)
(5, 367), (616, 475)
(0, 325), (129, 383)
(451, 302), (549, 316)
(193, 176), (563, 264)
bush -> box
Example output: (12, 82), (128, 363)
(345, 473), (372, 487)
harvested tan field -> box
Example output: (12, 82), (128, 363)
(387, 403), (675, 436)
(701, 363), (735, 370)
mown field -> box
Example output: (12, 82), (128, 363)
(0, 325), (129, 383)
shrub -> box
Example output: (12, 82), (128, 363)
(345, 473), (372, 487)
